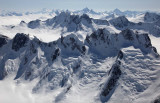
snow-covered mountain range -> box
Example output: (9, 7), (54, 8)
(0, 8), (144, 17)
(0, 9), (160, 103)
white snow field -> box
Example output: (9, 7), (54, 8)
(0, 9), (160, 103)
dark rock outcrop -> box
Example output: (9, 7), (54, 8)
(121, 29), (134, 40)
(117, 50), (123, 60)
(143, 33), (152, 48)
(28, 19), (41, 29)
(109, 16), (134, 29)
(93, 19), (109, 25)
(144, 12), (160, 22)
(0, 34), (8, 48)
(85, 28), (109, 45)
(52, 48), (60, 61)
(29, 42), (37, 54)
(101, 60), (121, 97)
(80, 14), (92, 24)
(12, 33), (29, 51)
(101, 51), (124, 98)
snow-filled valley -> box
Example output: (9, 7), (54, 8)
(0, 8), (160, 103)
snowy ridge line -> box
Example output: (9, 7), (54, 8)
(109, 12), (160, 37)
(11, 12), (160, 37)
(0, 28), (159, 80)
(26, 12), (109, 32)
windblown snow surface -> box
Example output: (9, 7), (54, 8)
(0, 9), (160, 103)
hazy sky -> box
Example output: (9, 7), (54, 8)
(0, 0), (160, 12)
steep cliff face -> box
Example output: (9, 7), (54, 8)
(12, 33), (29, 51)
(0, 34), (8, 48)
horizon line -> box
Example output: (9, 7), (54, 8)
(0, 7), (159, 13)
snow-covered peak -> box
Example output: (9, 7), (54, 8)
(113, 8), (123, 15)
(45, 12), (91, 31)
(74, 7), (100, 15)
(82, 7), (90, 13)
(57, 11), (71, 17)
(48, 11), (72, 25)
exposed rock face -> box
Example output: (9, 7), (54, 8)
(101, 60), (121, 97)
(85, 28), (156, 57)
(0, 70), (7, 80)
(28, 19), (41, 29)
(143, 33), (152, 48)
(80, 14), (92, 24)
(29, 42), (37, 54)
(93, 19), (109, 25)
(52, 48), (60, 61)
(101, 51), (123, 97)
(12, 33), (29, 51)
(0, 34), (8, 48)
(144, 12), (160, 22)
(121, 29), (134, 40)
(109, 16), (134, 29)
(117, 50), (123, 59)
(85, 28), (109, 45)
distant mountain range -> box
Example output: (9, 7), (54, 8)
(0, 8), (154, 17)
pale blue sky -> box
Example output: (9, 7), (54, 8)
(0, 0), (160, 12)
